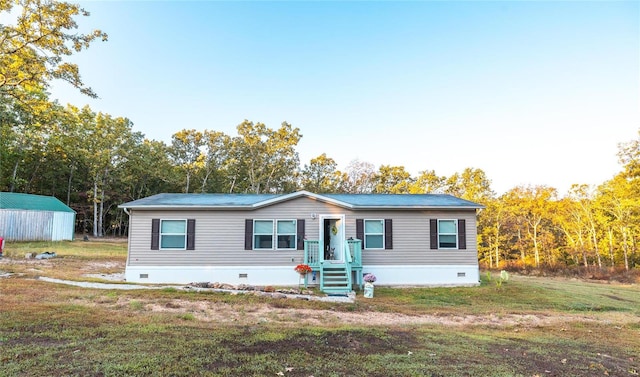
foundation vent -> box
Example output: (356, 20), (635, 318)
(140, 274), (149, 279)
(457, 272), (466, 277)
(239, 273), (248, 278)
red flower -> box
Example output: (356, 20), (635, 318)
(294, 264), (312, 274)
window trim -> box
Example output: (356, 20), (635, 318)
(276, 219), (297, 250)
(437, 219), (458, 249)
(252, 219), (298, 250)
(253, 219), (274, 250)
(160, 219), (187, 250)
(363, 219), (385, 250)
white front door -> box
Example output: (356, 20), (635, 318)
(319, 215), (345, 263)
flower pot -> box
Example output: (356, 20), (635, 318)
(299, 273), (308, 289)
(363, 282), (374, 298)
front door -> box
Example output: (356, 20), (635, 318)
(320, 215), (345, 263)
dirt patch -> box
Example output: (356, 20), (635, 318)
(80, 261), (126, 281)
(83, 272), (126, 281)
(233, 328), (412, 356)
(84, 261), (124, 269)
(72, 295), (613, 328)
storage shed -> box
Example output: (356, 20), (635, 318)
(0, 192), (76, 241)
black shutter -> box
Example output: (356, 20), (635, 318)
(384, 219), (393, 250)
(356, 219), (364, 242)
(297, 219), (305, 250)
(429, 219), (438, 249)
(151, 219), (160, 250)
(186, 219), (196, 250)
(458, 219), (466, 250)
(244, 219), (253, 250)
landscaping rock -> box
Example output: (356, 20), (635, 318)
(35, 251), (57, 260)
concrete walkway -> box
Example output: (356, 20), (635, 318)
(39, 276), (163, 290)
(37, 276), (356, 303)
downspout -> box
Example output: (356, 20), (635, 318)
(122, 207), (131, 269)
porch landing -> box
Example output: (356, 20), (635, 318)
(303, 239), (363, 294)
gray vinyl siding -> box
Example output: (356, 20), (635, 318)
(127, 197), (478, 267)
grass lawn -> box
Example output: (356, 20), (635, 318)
(1, 240), (639, 376)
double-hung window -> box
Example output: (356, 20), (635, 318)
(160, 220), (187, 249)
(364, 219), (384, 249)
(438, 219), (458, 249)
(426, 218), (469, 250)
(254, 220), (274, 249)
(253, 219), (297, 250)
(276, 220), (296, 249)
(356, 218), (392, 250)
(430, 218), (466, 250)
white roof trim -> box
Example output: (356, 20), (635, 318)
(251, 191), (355, 209)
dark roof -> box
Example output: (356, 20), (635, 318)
(0, 192), (75, 213)
(323, 193), (481, 208)
(120, 193), (279, 208)
(119, 191), (483, 210)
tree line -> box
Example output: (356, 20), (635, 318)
(1, 0), (638, 271)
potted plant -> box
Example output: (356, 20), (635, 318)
(363, 273), (376, 298)
(294, 264), (312, 289)
(294, 264), (312, 276)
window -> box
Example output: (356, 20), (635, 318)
(252, 219), (297, 250)
(276, 220), (296, 249)
(364, 219), (384, 249)
(151, 219), (195, 250)
(254, 220), (274, 249)
(245, 219), (305, 250)
(356, 218), (392, 250)
(160, 220), (187, 249)
(438, 219), (457, 249)
(430, 218), (466, 250)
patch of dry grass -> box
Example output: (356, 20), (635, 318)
(1, 241), (639, 376)
(0, 239), (126, 280)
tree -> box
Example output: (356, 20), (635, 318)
(300, 153), (340, 193)
(0, 88), (51, 192)
(198, 130), (231, 193)
(560, 184), (602, 268)
(408, 170), (447, 194)
(116, 138), (175, 201)
(617, 129), (640, 180)
(478, 198), (507, 268)
(340, 159), (375, 194)
(373, 165), (414, 194)
(227, 120), (302, 194)
(169, 129), (204, 193)
(501, 185), (558, 267)
(597, 174), (637, 270)
(445, 167), (494, 204)
(67, 105), (135, 237)
(0, 0), (107, 101)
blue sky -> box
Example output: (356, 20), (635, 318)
(47, 1), (639, 195)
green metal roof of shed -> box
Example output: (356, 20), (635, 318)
(0, 192), (75, 213)
(119, 191), (483, 210)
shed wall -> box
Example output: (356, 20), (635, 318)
(52, 212), (76, 241)
(0, 210), (74, 241)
